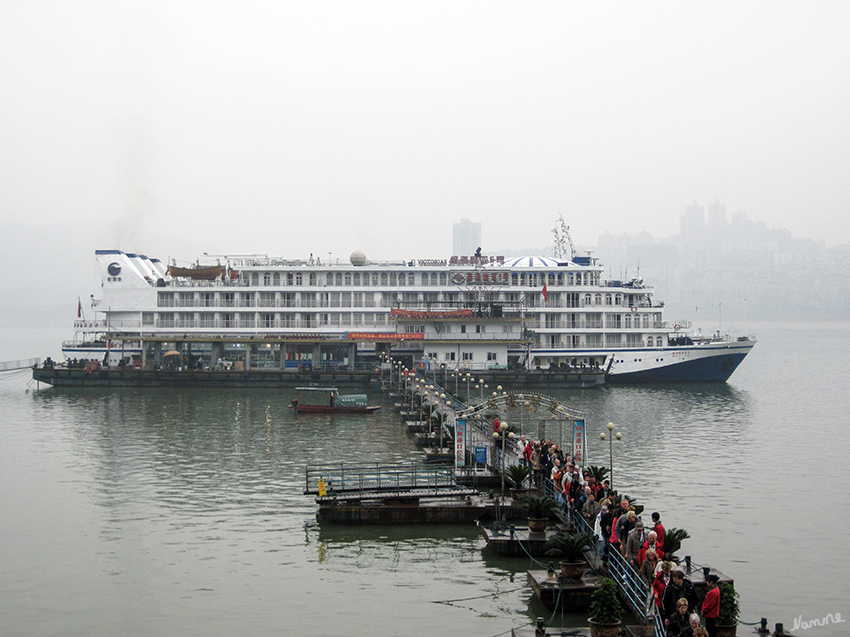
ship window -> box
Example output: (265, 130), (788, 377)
(335, 272), (342, 285)
(344, 272), (351, 286)
(309, 273), (317, 286)
(264, 272), (271, 286)
(625, 315), (631, 329)
(142, 312), (154, 326)
(251, 272), (260, 286)
(605, 294), (612, 305)
(353, 272), (360, 286)
(487, 352), (497, 361)
(372, 273), (379, 286)
(643, 316), (650, 329)
(295, 273), (302, 285)
(615, 294), (622, 306)
(462, 352), (473, 361)
(273, 272), (280, 285)
(594, 294), (602, 306)
(445, 352), (455, 361)
(408, 273), (415, 286)
(381, 273), (388, 286)
(476, 325), (485, 333)
(327, 273), (334, 286)
(460, 325), (466, 333)
(341, 292), (351, 306)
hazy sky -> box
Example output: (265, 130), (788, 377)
(2, 1), (849, 261)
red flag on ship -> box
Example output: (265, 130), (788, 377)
(541, 283), (548, 301)
(77, 297), (82, 318)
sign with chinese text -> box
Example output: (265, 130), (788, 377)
(455, 420), (466, 468)
(572, 419), (586, 467)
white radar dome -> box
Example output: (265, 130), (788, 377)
(350, 251), (369, 266)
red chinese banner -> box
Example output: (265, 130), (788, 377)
(346, 332), (425, 341)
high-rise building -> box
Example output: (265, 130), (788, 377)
(680, 201), (705, 240)
(453, 218), (481, 256)
(708, 199), (727, 230)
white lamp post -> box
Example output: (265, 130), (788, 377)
(493, 421), (515, 495)
(599, 422), (622, 491)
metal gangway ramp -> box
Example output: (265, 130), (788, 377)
(1, 358), (40, 372)
(304, 463), (478, 502)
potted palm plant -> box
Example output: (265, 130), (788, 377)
(587, 577), (625, 637)
(505, 464), (532, 499)
(544, 532), (593, 580)
(587, 465), (609, 483)
(663, 527), (691, 562)
(716, 581), (740, 637)
(520, 493), (559, 532)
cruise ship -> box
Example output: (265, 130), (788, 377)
(48, 223), (755, 385)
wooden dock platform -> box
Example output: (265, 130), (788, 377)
(316, 492), (488, 524)
(480, 524), (567, 556)
(527, 569), (605, 612)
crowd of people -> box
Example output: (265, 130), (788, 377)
(518, 436), (725, 637)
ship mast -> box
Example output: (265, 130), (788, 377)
(552, 214), (575, 261)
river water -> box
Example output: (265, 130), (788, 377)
(1, 323), (848, 636)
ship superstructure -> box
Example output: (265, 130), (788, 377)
(73, 241), (754, 383)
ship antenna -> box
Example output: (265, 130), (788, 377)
(552, 214), (575, 261)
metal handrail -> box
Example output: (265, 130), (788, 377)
(304, 463), (458, 495)
(542, 478), (663, 637)
(1, 358), (40, 372)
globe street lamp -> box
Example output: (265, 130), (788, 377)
(493, 421), (515, 495)
(599, 422), (622, 491)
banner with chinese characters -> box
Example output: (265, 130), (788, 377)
(345, 332), (424, 341)
(449, 270), (510, 285)
(572, 419), (586, 468)
(454, 420), (466, 468)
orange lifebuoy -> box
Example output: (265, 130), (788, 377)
(630, 307), (637, 312)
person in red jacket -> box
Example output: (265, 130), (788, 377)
(651, 511), (665, 550)
(702, 573), (720, 637)
(652, 561), (673, 614)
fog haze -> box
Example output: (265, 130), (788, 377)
(3, 1), (849, 260)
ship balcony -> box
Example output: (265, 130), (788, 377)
(421, 333), (529, 342)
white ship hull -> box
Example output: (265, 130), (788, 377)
(528, 338), (756, 383)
